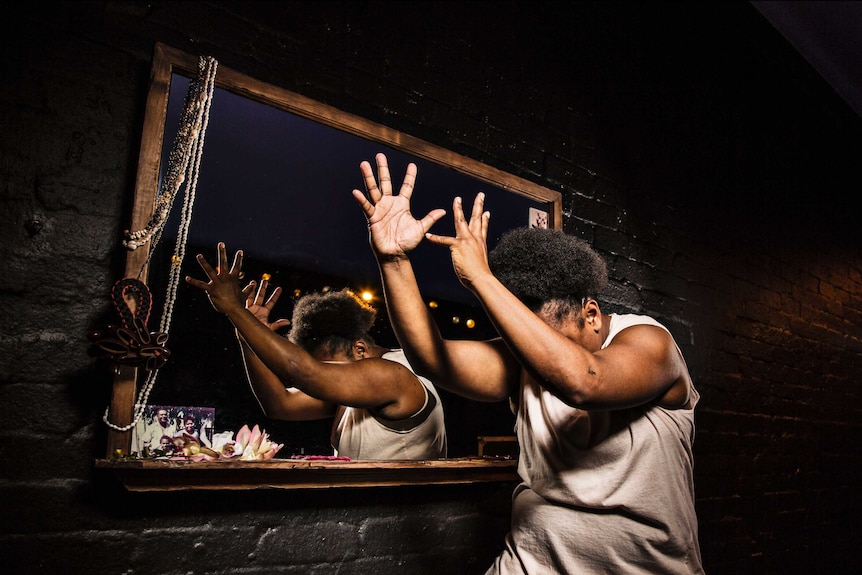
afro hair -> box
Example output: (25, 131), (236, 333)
(488, 227), (608, 311)
(287, 289), (377, 356)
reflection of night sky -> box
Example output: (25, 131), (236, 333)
(161, 74), (547, 305)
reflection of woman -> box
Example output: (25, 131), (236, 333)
(185, 257), (447, 461)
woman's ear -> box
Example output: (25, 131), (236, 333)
(584, 299), (601, 333)
(353, 339), (368, 360)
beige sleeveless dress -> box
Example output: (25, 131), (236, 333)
(487, 314), (704, 574)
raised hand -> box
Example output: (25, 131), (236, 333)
(351, 153), (446, 259)
(245, 278), (291, 332)
(425, 192), (492, 291)
(185, 242), (247, 315)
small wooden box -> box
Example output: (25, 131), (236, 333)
(477, 435), (519, 458)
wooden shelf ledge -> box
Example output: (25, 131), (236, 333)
(95, 456), (520, 491)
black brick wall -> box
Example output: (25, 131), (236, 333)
(1, 2), (859, 574)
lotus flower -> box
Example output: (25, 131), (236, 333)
(236, 424), (284, 461)
(211, 425), (283, 461)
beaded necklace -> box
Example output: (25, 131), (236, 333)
(102, 55), (218, 433)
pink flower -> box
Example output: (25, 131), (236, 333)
(212, 425), (283, 461)
(236, 424), (284, 461)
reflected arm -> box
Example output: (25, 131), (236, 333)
(186, 245), (427, 420)
(238, 336), (335, 420)
(235, 279), (334, 420)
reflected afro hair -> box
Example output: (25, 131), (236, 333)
(288, 289), (376, 356)
(488, 228), (608, 311)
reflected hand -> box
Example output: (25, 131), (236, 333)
(425, 193), (492, 291)
(185, 242), (247, 315)
(352, 152), (446, 259)
(245, 278), (291, 332)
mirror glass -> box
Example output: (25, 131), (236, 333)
(123, 45), (561, 459)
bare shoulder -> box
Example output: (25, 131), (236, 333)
(609, 323), (693, 409)
(607, 323), (676, 354)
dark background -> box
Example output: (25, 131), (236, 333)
(1, 2), (860, 574)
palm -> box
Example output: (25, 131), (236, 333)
(243, 279), (289, 332)
(246, 301), (272, 325)
(353, 153), (446, 259)
(186, 244), (246, 315)
(367, 193), (426, 257)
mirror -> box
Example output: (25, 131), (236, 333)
(107, 43), (561, 463)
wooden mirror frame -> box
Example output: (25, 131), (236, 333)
(97, 43), (560, 490)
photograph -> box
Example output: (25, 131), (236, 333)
(131, 405), (215, 456)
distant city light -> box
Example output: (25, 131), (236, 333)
(361, 290), (374, 302)
(465, 318), (475, 328)
(428, 301), (438, 309)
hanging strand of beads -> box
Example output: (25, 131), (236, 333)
(104, 55), (218, 434)
(160, 57), (217, 338)
(123, 56), (218, 260)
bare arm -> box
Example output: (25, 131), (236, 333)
(377, 255), (518, 402)
(237, 280), (334, 420)
(454, 274), (687, 409)
(240, 340), (325, 419)
(427, 195), (691, 410)
(352, 154), (519, 401)
(230, 278), (334, 420)
(185, 244), (427, 419)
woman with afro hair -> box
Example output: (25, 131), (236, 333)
(353, 153), (703, 574)
(186, 248), (446, 461)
